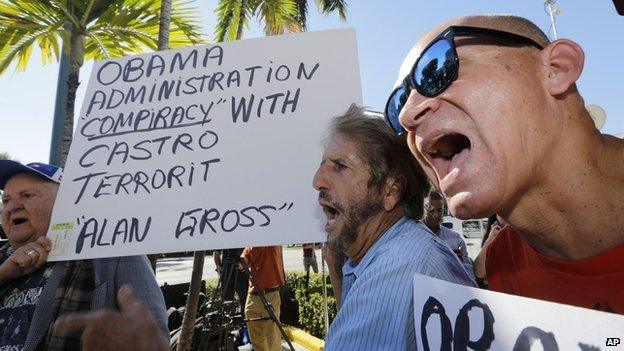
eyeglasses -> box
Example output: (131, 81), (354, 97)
(384, 25), (544, 135)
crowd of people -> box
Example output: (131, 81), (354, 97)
(1, 12), (622, 351)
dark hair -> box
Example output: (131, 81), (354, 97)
(426, 190), (444, 202)
(328, 104), (430, 219)
(482, 214), (498, 247)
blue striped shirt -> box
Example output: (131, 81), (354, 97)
(434, 225), (476, 281)
(325, 217), (476, 351)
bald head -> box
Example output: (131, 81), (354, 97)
(390, 13), (590, 221)
(396, 14), (550, 86)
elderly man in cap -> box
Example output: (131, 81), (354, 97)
(0, 160), (168, 350)
(385, 14), (624, 313)
(316, 106), (475, 350)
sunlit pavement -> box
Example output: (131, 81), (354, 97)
(156, 248), (323, 286)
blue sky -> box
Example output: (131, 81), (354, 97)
(1, 0), (622, 163)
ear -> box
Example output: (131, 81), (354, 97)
(382, 175), (405, 212)
(541, 39), (584, 96)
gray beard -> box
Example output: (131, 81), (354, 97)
(327, 198), (383, 253)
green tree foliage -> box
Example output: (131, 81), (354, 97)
(0, 0), (203, 165)
(214, 0), (348, 41)
(285, 271), (337, 338)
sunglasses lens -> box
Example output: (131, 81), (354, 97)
(413, 38), (458, 97)
(385, 86), (408, 134)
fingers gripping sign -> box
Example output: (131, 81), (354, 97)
(54, 285), (169, 351)
(0, 236), (52, 282)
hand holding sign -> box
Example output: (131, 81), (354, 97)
(55, 285), (168, 351)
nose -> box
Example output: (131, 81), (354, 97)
(1, 199), (20, 224)
(399, 90), (442, 133)
(312, 164), (328, 191)
(2, 198), (22, 213)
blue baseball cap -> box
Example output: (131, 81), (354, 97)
(0, 160), (63, 189)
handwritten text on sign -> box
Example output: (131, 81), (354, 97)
(47, 29), (362, 260)
(413, 274), (624, 350)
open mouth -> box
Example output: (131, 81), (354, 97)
(319, 201), (342, 232)
(321, 204), (340, 221)
(424, 133), (471, 181)
(12, 218), (28, 226)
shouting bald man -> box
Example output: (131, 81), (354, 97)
(384, 14), (624, 313)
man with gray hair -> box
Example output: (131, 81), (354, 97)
(384, 14), (624, 313)
(315, 105), (475, 350)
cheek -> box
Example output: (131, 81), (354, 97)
(28, 204), (50, 230)
(407, 133), (438, 184)
(1, 211), (9, 230)
(446, 160), (509, 219)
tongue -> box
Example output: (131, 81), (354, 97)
(449, 148), (470, 172)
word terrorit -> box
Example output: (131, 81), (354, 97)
(71, 158), (221, 204)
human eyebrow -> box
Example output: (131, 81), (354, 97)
(329, 157), (349, 170)
(18, 189), (40, 198)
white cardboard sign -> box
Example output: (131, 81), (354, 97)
(47, 29), (362, 261)
(414, 274), (624, 350)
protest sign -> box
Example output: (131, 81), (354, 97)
(47, 29), (362, 261)
(414, 274), (624, 350)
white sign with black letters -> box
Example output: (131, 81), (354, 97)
(414, 274), (624, 350)
(47, 29), (362, 261)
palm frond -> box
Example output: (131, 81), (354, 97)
(293, 0), (307, 31)
(315, 0), (347, 20)
(257, 0), (300, 36)
(215, 0), (243, 42)
(0, 24), (62, 73)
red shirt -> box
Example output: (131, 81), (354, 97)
(242, 246), (285, 293)
(487, 225), (624, 314)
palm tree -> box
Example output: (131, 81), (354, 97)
(291, 0), (347, 32)
(215, 0), (347, 41)
(0, 0), (203, 167)
(146, 0), (174, 274)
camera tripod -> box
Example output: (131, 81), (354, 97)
(237, 257), (295, 351)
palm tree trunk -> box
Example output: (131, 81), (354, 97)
(236, 0), (247, 40)
(177, 251), (205, 351)
(156, 1), (204, 350)
(178, 4), (247, 349)
(158, 0), (172, 50)
(60, 29), (85, 167)
(147, 0), (172, 275)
